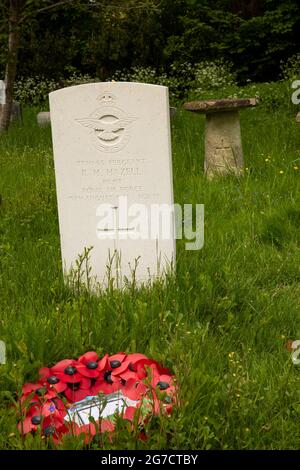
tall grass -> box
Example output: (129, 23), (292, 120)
(1, 104), (300, 449)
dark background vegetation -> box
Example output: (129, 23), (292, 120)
(1, 0), (300, 83)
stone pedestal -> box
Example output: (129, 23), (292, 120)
(205, 110), (243, 177)
(183, 98), (258, 178)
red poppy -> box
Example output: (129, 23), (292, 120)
(64, 377), (91, 403)
(74, 419), (115, 444)
(18, 396), (68, 436)
(123, 364), (176, 413)
(111, 353), (148, 381)
(112, 354), (170, 382)
(149, 366), (176, 397)
(41, 415), (69, 445)
(39, 367), (51, 379)
(20, 382), (57, 406)
(18, 351), (176, 445)
(123, 405), (144, 424)
(21, 382), (43, 399)
(51, 359), (82, 383)
(90, 370), (123, 395)
(123, 378), (148, 401)
(18, 402), (43, 434)
(38, 367), (68, 394)
(145, 365), (177, 414)
(51, 397), (67, 415)
(107, 353), (127, 372)
(41, 399), (67, 420)
(76, 352), (108, 379)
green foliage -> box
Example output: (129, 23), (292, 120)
(2, 100), (300, 448)
(13, 72), (96, 105)
(193, 60), (237, 93)
(1, 0), (300, 84)
(12, 62), (299, 115)
(188, 79), (297, 113)
(165, 0), (300, 82)
(110, 66), (183, 101)
(281, 53), (300, 82)
(13, 77), (59, 106)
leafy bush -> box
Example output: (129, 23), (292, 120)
(193, 60), (237, 93)
(280, 54), (300, 82)
(110, 66), (183, 102)
(14, 63), (298, 113)
(188, 80), (296, 113)
(63, 71), (96, 88)
(231, 82), (297, 112)
(110, 61), (236, 102)
(111, 66), (157, 84)
(14, 77), (59, 106)
(14, 72), (96, 106)
(169, 61), (195, 96)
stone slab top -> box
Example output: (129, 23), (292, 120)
(183, 98), (258, 114)
(296, 112), (300, 123)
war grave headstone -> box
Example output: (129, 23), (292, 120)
(50, 82), (175, 288)
(37, 111), (51, 127)
(0, 80), (22, 124)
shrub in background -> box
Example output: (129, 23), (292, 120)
(14, 71), (96, 106)
(280, 53), (300, 82)
(110, 66), (183, 102)
(188, 80), (295, 113)
(193, 60), (237, 93)
(13, 57), (300, 113)
(14, 77), (59, 106)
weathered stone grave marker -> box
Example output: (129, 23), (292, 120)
(0, 79), (22, 124)
(50, 82), (175, 288)
(37, 111), (51, 127)
(0, 341), (6, 365)
(183, 98), (258, 178)
(0, 80), (5, 105)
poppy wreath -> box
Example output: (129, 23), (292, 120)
(18, 352), (176, 444)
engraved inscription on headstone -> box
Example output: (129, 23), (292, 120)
(50, 82), (175, 287)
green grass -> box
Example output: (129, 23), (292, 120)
(1, 103), (300, 449)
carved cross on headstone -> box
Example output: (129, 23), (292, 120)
(97, 205), (135, 239)
(96, 204), (136, 283)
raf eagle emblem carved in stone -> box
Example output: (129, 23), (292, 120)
(76, 93), (137, 153)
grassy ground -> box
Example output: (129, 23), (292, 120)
(1, 103), (300, 449)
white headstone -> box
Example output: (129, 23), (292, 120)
(0, 341), (6, 364)
(37, 111), (51, 127)
(0, 80), (5, 105)
(50, 82), (175, 288)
